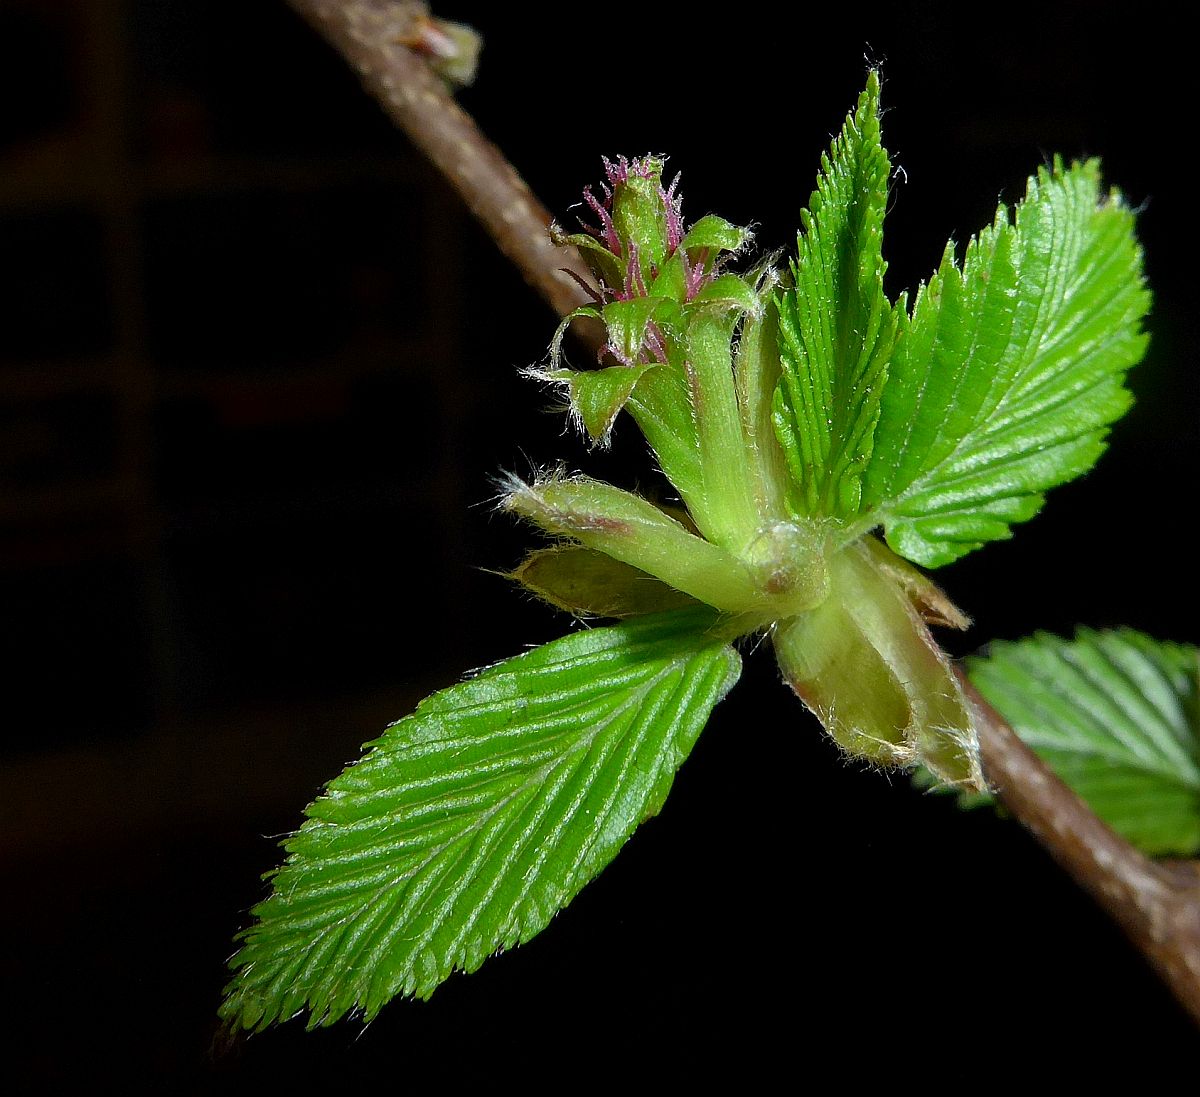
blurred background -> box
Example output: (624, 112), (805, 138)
(2, 0), (1197, 1085)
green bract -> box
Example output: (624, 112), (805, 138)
(223, 71), (1151, 1030)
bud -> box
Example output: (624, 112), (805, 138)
(773, 538), (984, 789)
(741, 521), (829, 614)
(551, 156), (755, 372)
(608, 157), (678, 276)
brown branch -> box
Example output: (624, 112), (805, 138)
(963, 671), (1200, 1024)
(285, 0), (1200, 1025)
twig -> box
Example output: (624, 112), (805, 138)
(284, 0), (1200, 1025)
(963, 671), (1200, 1023)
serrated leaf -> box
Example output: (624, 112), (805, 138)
(222, 609), (741, 1030)
(969, 629), (1200, 857)
(772, 70), (896, 520)
(864, 159), (1150, 567)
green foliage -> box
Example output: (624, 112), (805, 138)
(968, 630), (1200, 857)
(222, 610), (740, 1030)
(773, 71), (895, 520)
(863, 160), (1150, 566)
(224, 72), (1161, 1030)
(767, 76), (1148, 563)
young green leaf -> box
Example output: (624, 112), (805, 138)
(969, 630), (1200, 857)
(863, 159), (1150, 567)
(773, 69), (896, 520)
(222, 609), (740, 1030)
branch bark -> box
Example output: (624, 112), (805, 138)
(285, 0), (1200, 1026)
(962, 671), (1200, 1023)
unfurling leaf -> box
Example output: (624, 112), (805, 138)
(222, 610), (740, 1030)
(773, 69), (896, 520)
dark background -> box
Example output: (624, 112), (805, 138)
(2, 0), (1197, 1086)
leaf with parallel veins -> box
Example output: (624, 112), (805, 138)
(222, 610), (741, 1029)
